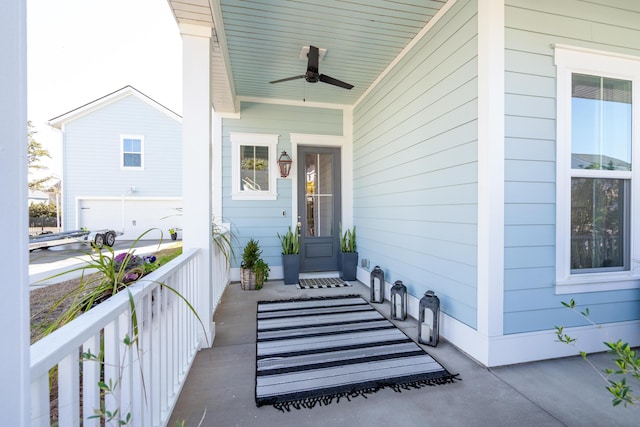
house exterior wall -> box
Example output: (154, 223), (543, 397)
(503, 0), (640, 334)
(352, 0), (479, 328)
(221, 101), (343, 269)
(61, 95), (182, 238)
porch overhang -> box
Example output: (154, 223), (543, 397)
(167, 0), (237, 113)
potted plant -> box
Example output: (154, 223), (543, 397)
(339, 223), (358, 281)
(240, 238), (269, 290)
(253, 258), (270, 289)
(278, 226), (300, 285)
(169, 228), (178, 241)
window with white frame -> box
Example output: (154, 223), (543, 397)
(121, 135), (144, 169)
(555, 45), (640, 291)
(230, 132), (278, 200)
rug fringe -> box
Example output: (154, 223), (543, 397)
(267, 374), (461, 412)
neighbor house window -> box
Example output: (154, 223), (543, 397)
(121, 135), (144, 169)
(555, 45), (640, 292)
(230, 133), (278, 200)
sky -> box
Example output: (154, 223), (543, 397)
(27, 0), (183, 179)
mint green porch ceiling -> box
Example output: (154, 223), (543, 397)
(168, 0), (447, 112)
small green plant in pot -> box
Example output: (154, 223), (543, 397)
(278, 226), (300, 285)
(169, 228), (178, 241)
(339, 223), (358, 281)
(241, 238), (269, 290)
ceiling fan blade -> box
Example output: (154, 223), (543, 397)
(270, 75), (305, 84)
(307, 45), (320, 72)
(319, 74), (354, 90)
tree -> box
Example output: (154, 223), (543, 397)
(29, 202), (58, 219)
(28, 121), (55, 190)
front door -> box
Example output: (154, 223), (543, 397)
(298, 146), (341, 272)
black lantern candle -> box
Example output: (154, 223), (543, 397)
(370, 266), (384, 303)
(418, 290), (440, 346)
(390, 280), (407, 321)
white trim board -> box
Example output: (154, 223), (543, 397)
(554, 44), (640, 293)
(354, 267), (637, 367)
(49, 86), (181, 127)
(477, 0), (505, 339)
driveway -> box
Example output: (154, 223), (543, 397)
(29, 239), (180, 286)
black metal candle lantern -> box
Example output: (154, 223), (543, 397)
(370, 265), (384, 303)
(418, 290), (440, 346)
(390, 280), (407, 321)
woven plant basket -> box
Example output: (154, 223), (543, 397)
(241, 268), (258, 290)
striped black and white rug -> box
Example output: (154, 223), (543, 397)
(256, 295), (458, 411)
(297, 277), (351, 289)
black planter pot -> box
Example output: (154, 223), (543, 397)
(282, 253), (300, 285)
(339, 251), (358, 281)
(170, 233), (177, 241)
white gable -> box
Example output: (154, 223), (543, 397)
(48, 85), (181, 128)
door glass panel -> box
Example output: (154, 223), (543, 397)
(305, 153), (333, 237)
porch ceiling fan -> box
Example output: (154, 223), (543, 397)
(270, 45), (354, 90)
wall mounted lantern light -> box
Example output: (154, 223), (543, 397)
(278, 151), (292, 178)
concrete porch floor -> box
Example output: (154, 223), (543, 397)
(169, 280), (637, 426)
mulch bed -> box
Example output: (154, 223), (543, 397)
(30, 277), (97, 344)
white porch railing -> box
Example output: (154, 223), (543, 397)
(30, 242), (229, 426)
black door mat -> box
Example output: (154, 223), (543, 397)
(297, 278), (352, 289)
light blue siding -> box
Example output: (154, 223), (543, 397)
(62, 95), (181, 232)
(221, 102), (343, 268)
(353, 0), (479, 328)
(504, 0), (640, 333)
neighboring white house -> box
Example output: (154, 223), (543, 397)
(49, 86), (183, 240)
(27, 189), (49, 205)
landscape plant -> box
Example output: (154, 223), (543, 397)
(32, 228), (208, 425)
(32, 229), (202, 341)
(555, 298), (640, 407)
(212, 219), (235, 264)
(240, 238), (269, 290)
(161, 208), (235, 264)
(278, 226), (299, 254)
(338, 223), (358, 280)
(339, 223), (356, 252)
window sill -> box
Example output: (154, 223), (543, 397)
(555, 272), (640, 294)
(231, 192), (277, 201)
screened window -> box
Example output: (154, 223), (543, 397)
(554, 44), (640, 292)
(230, 133), (278, 200)
(241, 145), (269, 192)
(122, 136), (143, 169)
(570, 75), (632, 273)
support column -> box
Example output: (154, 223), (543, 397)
(0, 0), (29, 423)
(342, 108), (354, 229)
(212, 112), (223, 218)
(180, 23), (214, 347)
(477, 0), (505, 364)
